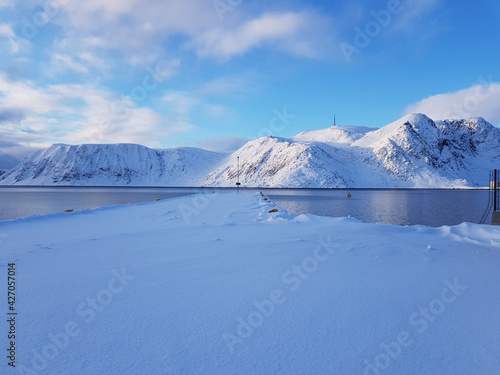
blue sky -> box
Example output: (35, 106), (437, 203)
(0, 0), (499, 167)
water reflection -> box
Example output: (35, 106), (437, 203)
(267, 189), (490, 227)
(0, 187), (491, 226)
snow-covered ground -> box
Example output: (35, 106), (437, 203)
(1, 192), (499, 374)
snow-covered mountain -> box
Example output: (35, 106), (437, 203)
(204, 136), (355, 188)
(292, 124), (375, 145)
(351, 114), (500, 186)
(1, 114), (499, 187)
(0, 143), (226, 186)
(205, 114), (500, 188)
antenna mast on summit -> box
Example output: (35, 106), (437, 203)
(334, 114), (336, 126)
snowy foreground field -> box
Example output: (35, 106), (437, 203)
(1, 192), (500, 375)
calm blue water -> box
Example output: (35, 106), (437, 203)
(0, 187), (492, 226)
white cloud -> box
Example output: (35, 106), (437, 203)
(0, 23), (31, 53)
(0, 0), (13, 8)
(50, 53), (89, 74)
(0, 72), (256, 152)
(392, 0), (441, 32)
(193, 11), (329, 59)
(162, 91), (199, 131)
(51, 0), (217, 65)
(49, 37), (110, 74)
(58, 0), (216, 35)
(161, 74), (258, 128)
(78, 52), (107, 71)
(162, 92), (198, 114)
(21, 0), (334, 66)
(65, 106), (177, 146)
(0, 76), (60, 115)
(405, 78), (500, 124)
(0, 74), (193, 148)
(0, 24), (13, 37)
(3, 0), (444, 73)
(80, 36), (110, 49)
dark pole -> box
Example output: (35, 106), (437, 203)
(493, 169), (498, 211)
(236, 156), (240, 193)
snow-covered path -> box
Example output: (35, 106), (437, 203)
(1, 192), (499, 374)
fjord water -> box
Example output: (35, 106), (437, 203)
(267, 188), (491, 227)
(0, 187), (491, 226)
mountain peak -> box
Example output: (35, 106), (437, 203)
(1, 114), (498, 188)
(463, 117), (493, 130)
(292, 125), (373, 145)
(402, 113), (433, 123)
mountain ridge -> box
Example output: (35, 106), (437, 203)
(1, 114), (499, 188)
